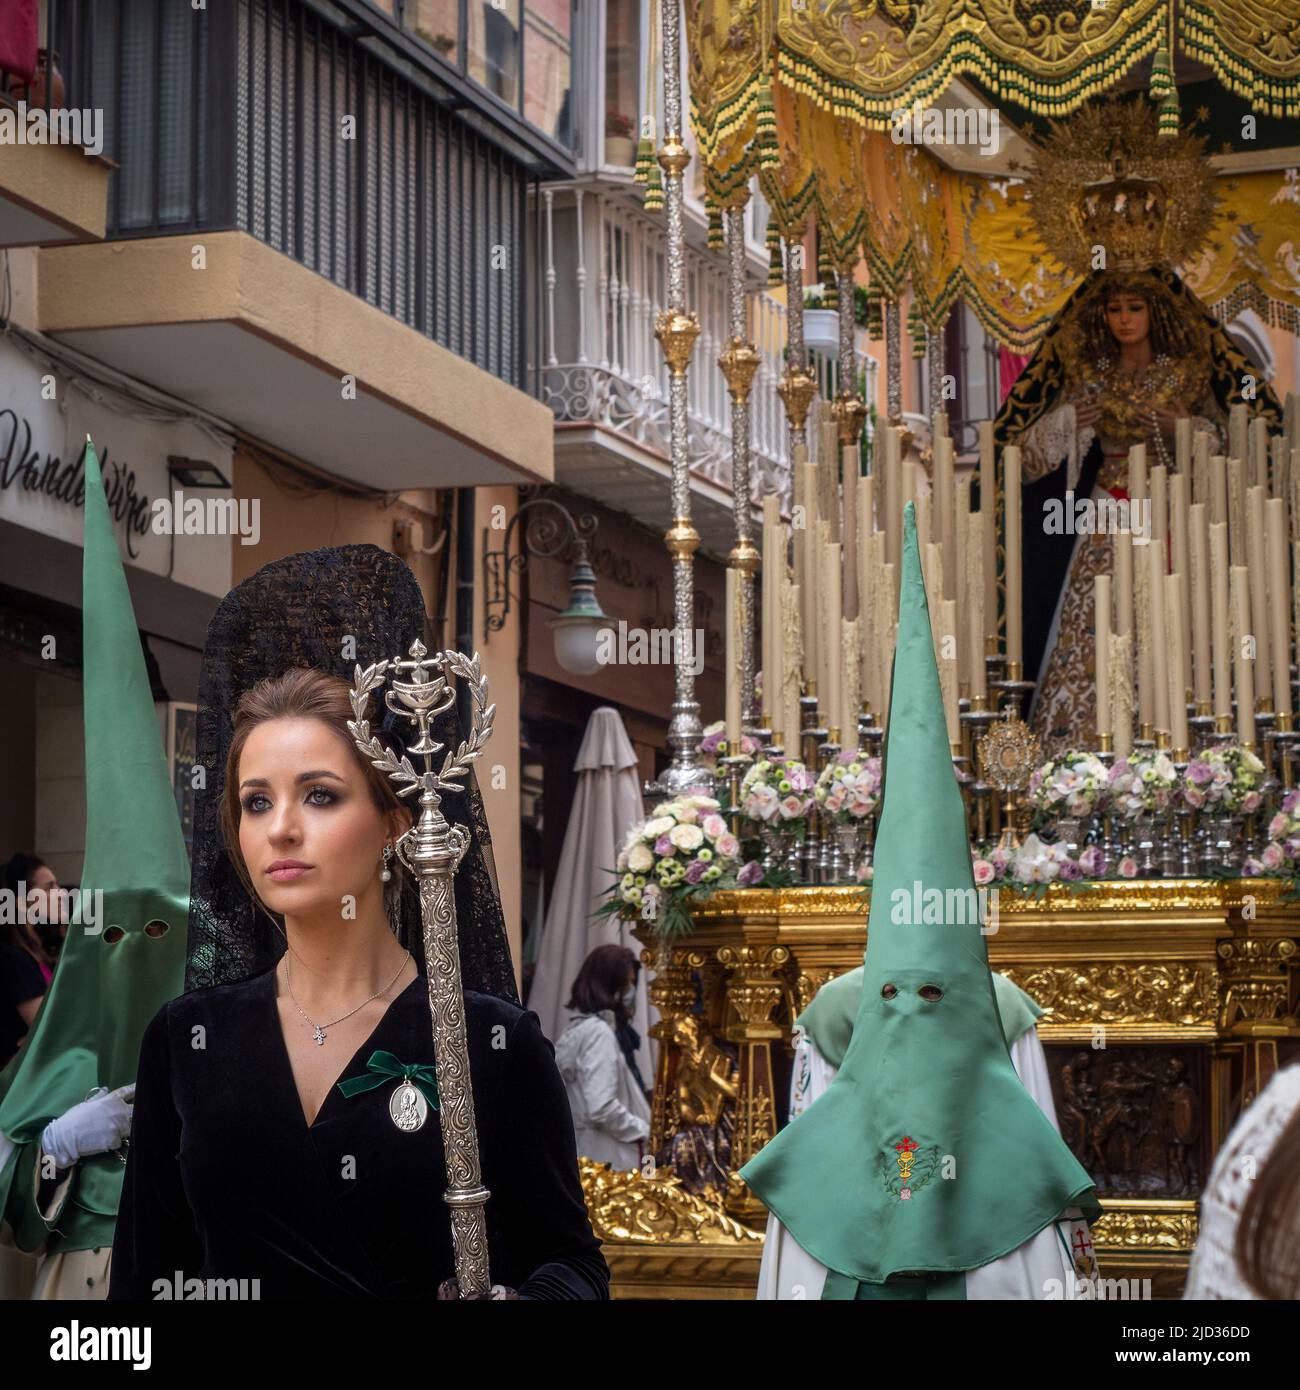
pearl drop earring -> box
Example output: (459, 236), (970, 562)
(381, 844), (394, 882)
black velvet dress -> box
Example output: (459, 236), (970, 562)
(108, 965), (609, 1299)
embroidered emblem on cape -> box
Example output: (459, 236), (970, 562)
(884, 1136), (940, 1201)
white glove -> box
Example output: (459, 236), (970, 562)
(40, 1084), (135, 1169)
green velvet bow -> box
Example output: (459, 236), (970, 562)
(337, 1050), (440, 1111)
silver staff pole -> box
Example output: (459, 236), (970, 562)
(349, 638), (496, 1297)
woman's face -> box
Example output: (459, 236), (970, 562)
(236, 717), (394, 922)
(1104, 293), (1150, 347)
(25, 864), (59, 923)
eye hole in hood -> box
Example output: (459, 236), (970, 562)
(919, 984), (944, 1002)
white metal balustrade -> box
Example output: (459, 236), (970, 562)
(533, 183), (794, 522)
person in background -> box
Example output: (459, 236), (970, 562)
(0, 854), (55, 1070)
(554, 945), (651, 1171)
(2, 853), (66, 985)
(1184, 1063), (1300, 1299)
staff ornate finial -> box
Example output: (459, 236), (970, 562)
(348, 640), (497, 1297)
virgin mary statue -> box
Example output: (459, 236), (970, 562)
(993, 100), (1282, 754)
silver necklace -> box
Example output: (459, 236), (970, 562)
(285, 950), (411, 1045)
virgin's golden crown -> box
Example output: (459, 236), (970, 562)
(1027, 100), (1218, 277)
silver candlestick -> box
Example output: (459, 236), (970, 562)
(349, 639), (494, 1298)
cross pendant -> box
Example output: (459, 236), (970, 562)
(313, 1026), (326, 1045)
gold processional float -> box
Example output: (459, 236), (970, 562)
(578, 0), (1300, 1298)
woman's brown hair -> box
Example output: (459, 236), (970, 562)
(566, 944), (638, 1020)
(1234, 1085), (1300, 1298)
(219, 668), (410, 911)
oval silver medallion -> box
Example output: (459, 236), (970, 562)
(390, 1082), (428, 1133)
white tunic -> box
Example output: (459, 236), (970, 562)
(755, 1024), (1092, 1299)
(553, 1012), (651, 1171)
(1184, 1063), (1300, 1300)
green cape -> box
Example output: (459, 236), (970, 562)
(799, 969), (1043, 1071)
(740, 501), (1098, 1282)
(0, 439), (190, 1253)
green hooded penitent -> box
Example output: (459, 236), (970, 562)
(0, 439), (190, 1254)
(740, 501), (1098, 1288)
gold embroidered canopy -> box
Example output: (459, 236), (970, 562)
(681, 0), (1300, 348)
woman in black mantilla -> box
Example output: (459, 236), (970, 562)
(109, 547), (608, 1300)
(992, 102), (1282, 754)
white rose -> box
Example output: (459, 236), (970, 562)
(643, 816), (675, 839)
(669, 823), (705, 851)
(627, 842), (654, 872)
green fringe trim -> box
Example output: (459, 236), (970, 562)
(643, 163), (664, 213)
(1158, 89), (1181, 137)
(708, 206), (724, 250)
(634, 137), (655, 186)
(1149, 44), (1172, 101)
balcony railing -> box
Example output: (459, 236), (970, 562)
(533, 183), (797, 510)
(51, 0), (546, 389)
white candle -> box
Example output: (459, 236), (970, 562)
(1164, 572), (1189, 752)
(1149, 540), (1170, 738)
(725, 568), (742, 747)
(1170, 472), (1192, 704)
(842, 444), (859, 621)
(979, 421), (997, 659)
(1095, 574), (1112, 739)
(1190, 504), (1212, 708)
(1231, 566), (1256, 746)
(1210, 454), (1228, 526)
(1267, 497), (1292, 717)
(1211, 523), (1232, 721)
(1004, 444), (1022, 665)
(825, 543), (843, 737)
(940, 598), (960, 746)
(1247, 485), (1273, 706)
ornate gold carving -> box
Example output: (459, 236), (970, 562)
(655, 309), (701, 376)
(657, 137), (691, 177)
(795, 966), (840, 1018)
(1029, 100), (1218, 277)
(775, 367), (818, 430)
(977, 716), (1040, 791)
(718, 336), (761, 402)
(1217, 936), (1298, 1030)
(664, 517), (701, 560)
(1093, 1200), (1199, 1253)
(579, 1159), (762, 1245)
(999, 963), (1218, 1028)
(669, 1014), (739, 1130)
(728, 538), (761, 576)
(717, 943), (790, 1034)
(831, 390), (869, 446)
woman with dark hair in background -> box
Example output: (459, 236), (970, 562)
(0, 853), (56, 1070)
(554, 944), (651, 1171)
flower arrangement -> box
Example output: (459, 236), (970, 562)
(1028, 751), (1109, 818)
(814, 751), (882, 823)
(603, 794), (758, 938)
(1182, 745), (1265, 815)
(1258, 789), (1300, 875)
(1106, 751), (1179, 819)
(699, 721), (761, 771)
(972, 836), (1108, 887)
(740, 756), (815, 827)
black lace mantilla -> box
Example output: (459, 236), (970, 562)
(186, 545), (518, 1003)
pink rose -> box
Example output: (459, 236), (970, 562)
(1118, 855), (1139, 879)
(715, 832), (740, 859)
(1242, 791), (1262, 813)
(1261, 842), (1284, 870)
(654, 835), (675, 856)
(702, 814), (727, 839)
(972, 859), (995, 886)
